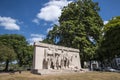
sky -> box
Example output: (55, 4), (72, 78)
(0, 0), (120, 45)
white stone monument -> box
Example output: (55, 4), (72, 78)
(32, 42), (81, 74)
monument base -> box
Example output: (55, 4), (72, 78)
(31, 68), (82, 75)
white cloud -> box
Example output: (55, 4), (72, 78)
(28, 34), (46, 45)
(104, 21), (108, 25)
(37, 5), (61, 22)
(32, 19), (40, 25)
(33, 0), (72, 23)
(0, 16), (20, 30)
(47, 27), (53, 33)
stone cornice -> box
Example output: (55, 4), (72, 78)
(34, 42), (79, 53)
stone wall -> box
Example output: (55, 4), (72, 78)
(32, 42), (81, 74)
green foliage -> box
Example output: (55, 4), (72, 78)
(0, 45), (16, 71)
(104, 16), (120, 31)
(0, 34), (33, 69)
(44, 0), (103, 66)
(0, 45), (16, 61)
(21, 45), (33, 67)
(97, 16), (120, 62)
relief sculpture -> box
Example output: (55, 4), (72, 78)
(42, 48), (75, 70)
(32, 42), (81, 74)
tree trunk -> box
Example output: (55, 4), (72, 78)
(79, 49), (84, 68)
(18, 61), (23, 67)
(81, 58), (84, 68)
(18, 58), (23, 67)
(4, 59), (9, 71)
(89, 60), (92, 71)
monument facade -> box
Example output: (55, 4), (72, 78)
(32, 42), (81, 74)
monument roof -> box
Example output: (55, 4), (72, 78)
(34, 42), (79, 53)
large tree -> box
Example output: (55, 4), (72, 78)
(0, 45), (16, 71)
(0, 34), (32, 67)
(43, 0), (103, 68)
(97, 16), (120, 64)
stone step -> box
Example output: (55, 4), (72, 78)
(36, 69), (80, 75)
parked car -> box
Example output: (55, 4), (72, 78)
(105, 67), (118, 72)
(93, 67), (102, 71)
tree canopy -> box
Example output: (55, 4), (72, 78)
(43, 0), (103, 67)
(97, 16), (120, 63)
(0, 34), (33, 70)
(0, 45), (16, 71)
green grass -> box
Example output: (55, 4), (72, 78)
(0, 71), (120, 80)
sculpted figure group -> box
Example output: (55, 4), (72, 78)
(42, 48), (74, 70)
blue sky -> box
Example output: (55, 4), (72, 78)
(0, 0), (120, 44)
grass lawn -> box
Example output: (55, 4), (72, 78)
(0, 71), (120, 80)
